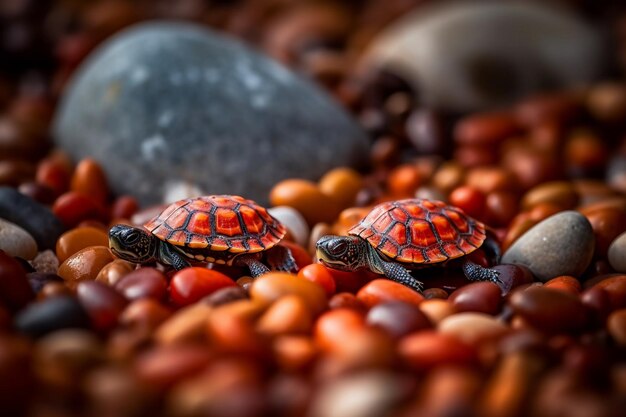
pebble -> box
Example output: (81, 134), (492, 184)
(454, 111), (520, 146)
(249, 272), (327, 315)
(0, 218), (38, 260)
(115, 267), (168, 301)
(581, 206), (626, 258)
(543, 275), (582, 295)
(509, 286), (587, 333)
(0, 250), (35, 312)
(29, 250), (60, 274)
(501, 211), (594, 281)
(95, 259), (135, 286)
(169, 267), (236, 307)
(438, 312), (508, 344)
(52, 191), (106, 228)
(607, 309), (626, 345)
(57, 245), (115, 289)
(56, 226), (109, 263)
(154, 303), (213, 346)
(608, 232), (626, 273)
(27, 272), (63, 294)
(119, 299), (171, 331)
(309, 371), (410, 417)
(133, 345), (213, 390)
(521, 181), (579, 211)
(365, 2), (603, 112)
(77, 281), (128, 333)
(318, 167), (363, 209)
(356, 279), (424, 308)
(314, 308), (366, 353)
(0, 187), (65, 250)
(54, 22), (367, 206)
(297, 264), (337, 297)
(448, 282), (502, 314)
(366, 301), (432, 338)
(15, 296), (91, 338)
(398, 330), (477, 371)
(256, 295), (313, 335)
(270, 179), (342, 225)
(418, 299), (457, 324)
(267, 205), (310, 247)
(70, 158), (110, 205)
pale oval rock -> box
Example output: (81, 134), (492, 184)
(438, 312), (508, 344)
(268, 205), (310, 247)
(502, 211), (594, 282)
(365, 2), (604, 112)
(0, 217), (38, 259)
(53, 22), (368, 206)
(608, 231), (626, 273)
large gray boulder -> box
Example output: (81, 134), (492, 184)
(53, 22), (368, 205)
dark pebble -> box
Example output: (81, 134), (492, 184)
(15, 296), (91, 338)
(366, 301), (432, 339)
(0, 251), (35, 312)
(27, 272), (63, 294)
(77, 281), (128, 333)
(0, 187), (65, 250)
(200, 286), (249, 307)
(449, 282), (503, 314)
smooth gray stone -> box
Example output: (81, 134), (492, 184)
(608, 231), (626, 273)
(502, 211), (594, 282)
(365, 1), (604, 112)
(53, 22), (368, 206)
(0, 187), (64, 250)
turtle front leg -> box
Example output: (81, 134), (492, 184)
(266, 245), (298, 273)
(366, 246), (424, 292)
(237, 254), (271, 278)
(462, 261), (502, 284)
(158, 241), (191, 270)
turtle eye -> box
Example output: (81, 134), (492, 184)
(125, 231), (140, 244)
(330, 240), (348, 256)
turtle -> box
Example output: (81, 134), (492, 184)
(315, 198), (501, 292)
(108, 195), (297, 277)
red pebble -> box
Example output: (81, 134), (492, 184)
(111, 195), (139, 220)
(399, 330), (478, 370)
(448, 186), (486, 219)
(449, 282), (502, 314)
(53, 191), (107, 228)
(76, 281), (128, 332)
(544, 276), (582, 295)
(0, 251), (35, 312)
(115, 267), (168, 301)
(297, 264), (336, 297)
(170, 268), (236, 306)
(356, 279), (424, 308)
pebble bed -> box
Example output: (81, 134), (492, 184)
(1, 2), (626, 417)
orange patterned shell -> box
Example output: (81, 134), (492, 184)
(349, 198), (486, 265)
(144, 195), (285, 253)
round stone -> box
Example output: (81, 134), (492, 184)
(608, 231), (626, 273)
(53, 22), (368, 206)
(501, 211), (594, 281)
(364, 2), (603, 112)
(0, 187), (65, 250)
(0, 218), (37, 260)
(15, 296), (91, 338)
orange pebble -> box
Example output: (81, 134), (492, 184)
(70, 158), (110, 204)
(318, 167), (363, 209)
(95, 259), (135, 286)
(56, 226), (109, 263)
(36, 158), (70, 196)
(314, 308), (366, 352)
(249, 272), (327, 315)
(387, 164), (421, 197)
(57, 246), (115, 290)
(269, 179), (342, 225)
(257, 295), (313, 335)
(206, 302), (267, 357)
(298, 264), (336, 297)
(398, 330), (477, 371)
(544, 276), (582, 295)
(328, 292), (367, 312)
(356, 279), (424, 308)
(273, 335), (317, 372)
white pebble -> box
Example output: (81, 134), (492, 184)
(268, 206), (309, 247)
(0, 217), (38, 259)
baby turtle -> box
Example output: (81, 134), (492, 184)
(316, 198), (500, 292)
(109, 195), (296, 276)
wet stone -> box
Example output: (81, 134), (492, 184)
(54, 22), (368, 205)
(0, 218), (38, 260)
(501, 211), (594, 282)
(15, 296), (91, 338)
(0, 187), (65, 250)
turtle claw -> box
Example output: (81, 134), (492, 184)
(266, 245), (298, 273)
(462, 261), (501, 284)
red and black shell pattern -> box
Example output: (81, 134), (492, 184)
(144, 195), (286, 253)
(349, 198), (486, 265)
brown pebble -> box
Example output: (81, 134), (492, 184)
(449, 282), (503, 315)
(95, 259), (135, 286)
(607, 309), (626, 345)
(366, 301), (432, 338)
(58, 245), (115, 290)
(521, 181), (578, 211)
(270, 179), (342, 225)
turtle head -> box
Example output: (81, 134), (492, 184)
(108, 224), (157, 264)
(316, 235), (368, 272)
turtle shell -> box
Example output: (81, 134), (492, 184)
(349, 198), (486, 265)
(144, 195), (285, 253)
